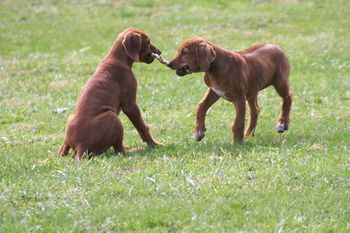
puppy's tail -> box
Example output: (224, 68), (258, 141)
(59, 143), (71, 157)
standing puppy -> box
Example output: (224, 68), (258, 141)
(59, 28), (162, 160)
(168, 37), (292, 143)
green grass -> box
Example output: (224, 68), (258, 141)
(1, 0), (350, 232)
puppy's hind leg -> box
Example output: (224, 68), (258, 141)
(113, 116), (126, 153)
(59, 143), (71, 157)
(74, 146), (86, 161)
(274, 71), (292, 133)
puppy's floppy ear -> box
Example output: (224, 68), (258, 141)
(196, 42), (216, 72)
(122, 32), (142, 62)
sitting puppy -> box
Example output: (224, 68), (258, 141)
(168, 37), (292, 143)
(59, 28), (162, 160)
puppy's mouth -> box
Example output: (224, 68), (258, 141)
(143, 53), (155, 64)
(176, 65), (191, 76)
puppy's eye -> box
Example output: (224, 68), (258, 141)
(182, 48), (189, 55)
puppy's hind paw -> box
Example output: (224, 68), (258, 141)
(194, 130), (205, 141)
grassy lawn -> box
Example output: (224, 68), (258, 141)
(1, 0), (349, 232)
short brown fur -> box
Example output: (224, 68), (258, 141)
(168, 38), (292, 143)
(59, 28), (162, 160)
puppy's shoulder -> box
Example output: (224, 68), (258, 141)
(239, 44), (285, 58)
(238, 43), (267, 55)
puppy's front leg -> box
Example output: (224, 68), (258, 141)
(194, 88), (220, 141)
(122, 102), (160, 147)
(232, 96), (246, 143)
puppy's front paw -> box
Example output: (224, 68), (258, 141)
(147, 141), (164, 147)
(276, 122), (288, 133)
(193, 130), (205, 141)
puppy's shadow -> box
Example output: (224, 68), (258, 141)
(97, 130), (312, 160)
(98, 140), (256, 160)
(98, 144), (172, 159)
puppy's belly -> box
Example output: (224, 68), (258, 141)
(211, 87), (229, 101)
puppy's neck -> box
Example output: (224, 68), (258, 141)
(207, 46), (232, 77)
(208, 46), (245, 77)
(105, 39), (134, 68)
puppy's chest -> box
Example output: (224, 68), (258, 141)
(205, 78), (229, 101)
(211, 85), (229, 101)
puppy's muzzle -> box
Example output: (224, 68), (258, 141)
(175, 65), (191, 76)
(167, 61), (191, 76)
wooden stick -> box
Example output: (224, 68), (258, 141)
(152, 53), (169, 66)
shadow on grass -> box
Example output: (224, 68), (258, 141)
(73, 129), (321, 161)
(97, 138), (286, 160)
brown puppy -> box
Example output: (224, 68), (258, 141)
(168, 37), (292, 143)
(59, 28), (162, 160)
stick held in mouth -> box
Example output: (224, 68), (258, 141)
(152, 53), (169, 66)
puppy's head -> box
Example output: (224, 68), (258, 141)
(167, 37), (216, 76)
(122, 28), (161, 64)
